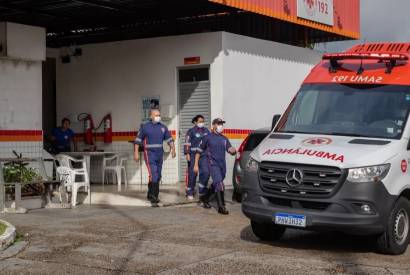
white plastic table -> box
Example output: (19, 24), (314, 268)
(63, 151), (117, 183)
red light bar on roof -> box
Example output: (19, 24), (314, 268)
(323, 53), (409, 61)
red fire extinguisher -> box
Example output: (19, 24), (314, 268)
(103, 114), (112, 143)
(78, 113), (94, 145)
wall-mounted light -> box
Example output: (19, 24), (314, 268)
(60, 47), (82, 64)
(73, 48), (82, 56)
(61, 55), (71, 63)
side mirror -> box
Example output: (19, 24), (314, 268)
(271, 114), (281, 131)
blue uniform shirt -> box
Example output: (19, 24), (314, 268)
(184, 126), (210, 155)
(52, 127), (75, 152)
(198, 131), (233, 165)
(134, 121), (174, 151)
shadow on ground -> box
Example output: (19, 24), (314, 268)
(239, 224), (387, 274)
(240, 224), (377, 253)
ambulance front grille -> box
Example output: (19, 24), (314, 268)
(258, 162), (345, 198)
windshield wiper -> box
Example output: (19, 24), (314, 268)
(327, 132), (369, 138)
(280, 130), (371, 138)
(279, 130), (387, 139)
(277, 130), (316, 135)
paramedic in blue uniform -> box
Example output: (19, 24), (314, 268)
(194, 118), (236, 214)
(184, 115), (211, 206)
(51, 118), (77, 153)
(134, 109), (176, 206)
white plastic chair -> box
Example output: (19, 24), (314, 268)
(102, 154), (128, 188)
(56, 154), (90, 207)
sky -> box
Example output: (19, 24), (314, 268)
(315, 0), (410, 52)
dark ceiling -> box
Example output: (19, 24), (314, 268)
(0, 0), (347, 47)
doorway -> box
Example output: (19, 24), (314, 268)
(42, 57), (57, 152)
(178, 67), (210, 182)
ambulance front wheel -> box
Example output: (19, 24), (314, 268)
(251, 221), (286, 242)
(376, 197), (410, 255)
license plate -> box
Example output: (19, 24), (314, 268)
(274, 213), (306, 228)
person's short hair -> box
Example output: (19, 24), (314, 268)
(192, 115), (204, 124)
(62, 117), (70, 125)
(150, 108), (160, 114)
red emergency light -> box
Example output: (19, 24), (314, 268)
(323, 52), (409, 74)
(323, 52), (409, 61)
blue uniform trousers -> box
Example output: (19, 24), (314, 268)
(187, 153), (210, 196)
(209, 161), (226, 192)
(144, 149), (163, 199)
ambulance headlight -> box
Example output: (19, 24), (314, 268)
(247, 158), (259, 172)
(347, 164), (390, 183)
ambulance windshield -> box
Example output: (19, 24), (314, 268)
(277, 84), (410, 139)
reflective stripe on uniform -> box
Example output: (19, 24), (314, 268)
(196, 148), (203, 153)
(135, 138), (142, 143)
(190, 147), (199, 152)
(145, 144), (163, 148)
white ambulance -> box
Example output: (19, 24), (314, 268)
(242, 43), (410, 255)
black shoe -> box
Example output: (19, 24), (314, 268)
(151, 202), (159, 208)
(218, 207), (229, 215)
(153, 197), (160, 204)
(199, 195), (211, 209)
(148, 195), (155, 203)
(216, 191), (229, 215)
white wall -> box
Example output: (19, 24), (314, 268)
(221, 32), (321, 130)
(1, 22), (46, 61)
(0, 23), (45, 158)
(57, 32), (222, 133)
(0, 61), (42, 130)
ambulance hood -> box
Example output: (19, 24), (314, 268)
(251, 133), (403, 169)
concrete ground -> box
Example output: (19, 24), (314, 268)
(1, 200), (410, 274)
(85, 184), (196, 206)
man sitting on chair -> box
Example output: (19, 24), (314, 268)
(51, 118), (77, 154)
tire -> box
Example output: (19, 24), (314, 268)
(376, 197), (410, 255)
(251, 221), (286, 241)
(232, 188), (242, 203)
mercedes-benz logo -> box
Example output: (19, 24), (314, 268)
(285, 169), (304, 187)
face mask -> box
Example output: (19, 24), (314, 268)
(197, 123), (205, 128)
(216, 125), (223, 133)
(153, 116), (161, 123)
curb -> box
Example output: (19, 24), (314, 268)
(0, 219), (16, 251)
